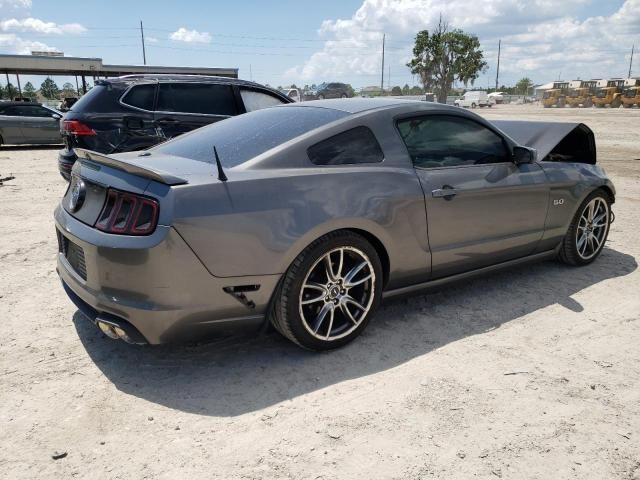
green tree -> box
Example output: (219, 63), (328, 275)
(345, 84), (356, 97)
(402, 84), (410, 95)
(61, 82), (76, 98)
(289, 84), (297, 89)
(391, 86), (402, 95)
(23, 81), (37, 100)
(515, 77), (532, 95)
(410, 85), (424, 95)
(40, 78), (60, 99)
(3, 82), (19, 100)
(407, 17), (487, 103)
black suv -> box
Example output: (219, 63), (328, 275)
(58, 75), (292, 179)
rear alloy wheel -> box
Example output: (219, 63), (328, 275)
(318, 94), (325, 100)
(341, 94), (347, 98)
(272, 231), (382, 350)
(471, 102), (477, 109)
(558, 191), (611, 266)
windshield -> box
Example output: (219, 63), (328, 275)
(151, 106), (348, 168)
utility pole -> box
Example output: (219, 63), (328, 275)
(380, 33), (385, 94)
(140, 20), (147, 65)
(495, 39), (501, 91)
(629, 44), (635, 78)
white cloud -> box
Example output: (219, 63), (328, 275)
(286, 0), (640, 86)
(146, 36), (159, 43)
(0, 0), (31, 10)
(169, 27), (211, 43)
(0, 17), (86, 34)
(0, 32), (57, 54)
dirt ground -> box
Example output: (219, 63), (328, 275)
(1, 104), (639, 479)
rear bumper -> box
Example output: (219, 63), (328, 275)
(55, 206), (280, 344)
(58, 147), (77, 181)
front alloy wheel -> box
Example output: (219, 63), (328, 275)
(559, 190), (611, 265)
(575, 196), (609, 261)
(272, 231), (383, 350)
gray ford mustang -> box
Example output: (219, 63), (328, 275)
(55, 98), (615, 350)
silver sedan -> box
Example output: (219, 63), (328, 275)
(0, 102), (62, 146)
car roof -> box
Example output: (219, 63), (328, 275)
(101, 74), (269, 89)
(282, 97), (458, 115)
(0, 101), (44, 107)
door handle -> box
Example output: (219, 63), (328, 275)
(432, 186), (458, 199)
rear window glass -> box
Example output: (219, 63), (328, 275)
(70, 84), (126, 113)
(151, 106), (347, 168)
(122, 84), (156, 110)
(240, 89), (285, 111)
(308, 126), (384, 165)
(157, 83), (238, 116)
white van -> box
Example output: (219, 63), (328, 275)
(454, 90), (494, 108)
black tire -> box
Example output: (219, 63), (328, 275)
(340, 94), (347, 98)
(558, 190), (612, 266)
(471, 102), (477, 109)
(271, 231), (383, 350)
(318, 94), (325, 100)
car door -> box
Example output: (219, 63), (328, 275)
(154, 82), (239, 140)
(6, 104), (60, 144)
(117, 82), (160, 151)
(0, 106), (25, 143)
(397, 114), (549, 278)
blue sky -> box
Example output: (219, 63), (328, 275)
(1, 0), (637, 91)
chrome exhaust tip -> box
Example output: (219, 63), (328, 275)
(96, 318), (139, 344)
(97, 320), (119, 340)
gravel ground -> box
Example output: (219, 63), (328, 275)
(1, 104), (639, 479)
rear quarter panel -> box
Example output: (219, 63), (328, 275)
(171, 166), (430, 289)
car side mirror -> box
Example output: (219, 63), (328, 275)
(513, 146), (536, 165)
(52, 113), (62, 120)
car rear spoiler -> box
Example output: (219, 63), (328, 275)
(75, 149), (188, 186)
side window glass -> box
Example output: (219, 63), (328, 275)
(240, 89), (285, 112)
(1, 106), (20, 116)
(397, 116), (510, 168)
(157, 83), (238, 116)
(308, 126), (384, 165)
(122, 84), (155, 110)
(29, 106), (54, 117)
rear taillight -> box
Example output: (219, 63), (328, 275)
(95, 189), (159, 235)
(62, 120), (96, 136)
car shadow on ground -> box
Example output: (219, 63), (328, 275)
(73, 247), (637, 417)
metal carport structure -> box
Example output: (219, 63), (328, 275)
(0, 54), (238, 97)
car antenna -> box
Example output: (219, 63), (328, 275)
(213, 146), (227, 182)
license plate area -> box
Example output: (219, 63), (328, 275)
(57, 229), (87, 280)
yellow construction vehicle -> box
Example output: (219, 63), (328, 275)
(622, 78), (640, 108)
(593, 79), (625, 108)
(542, 82), (569, 108)
(566, 80), (596, 108)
